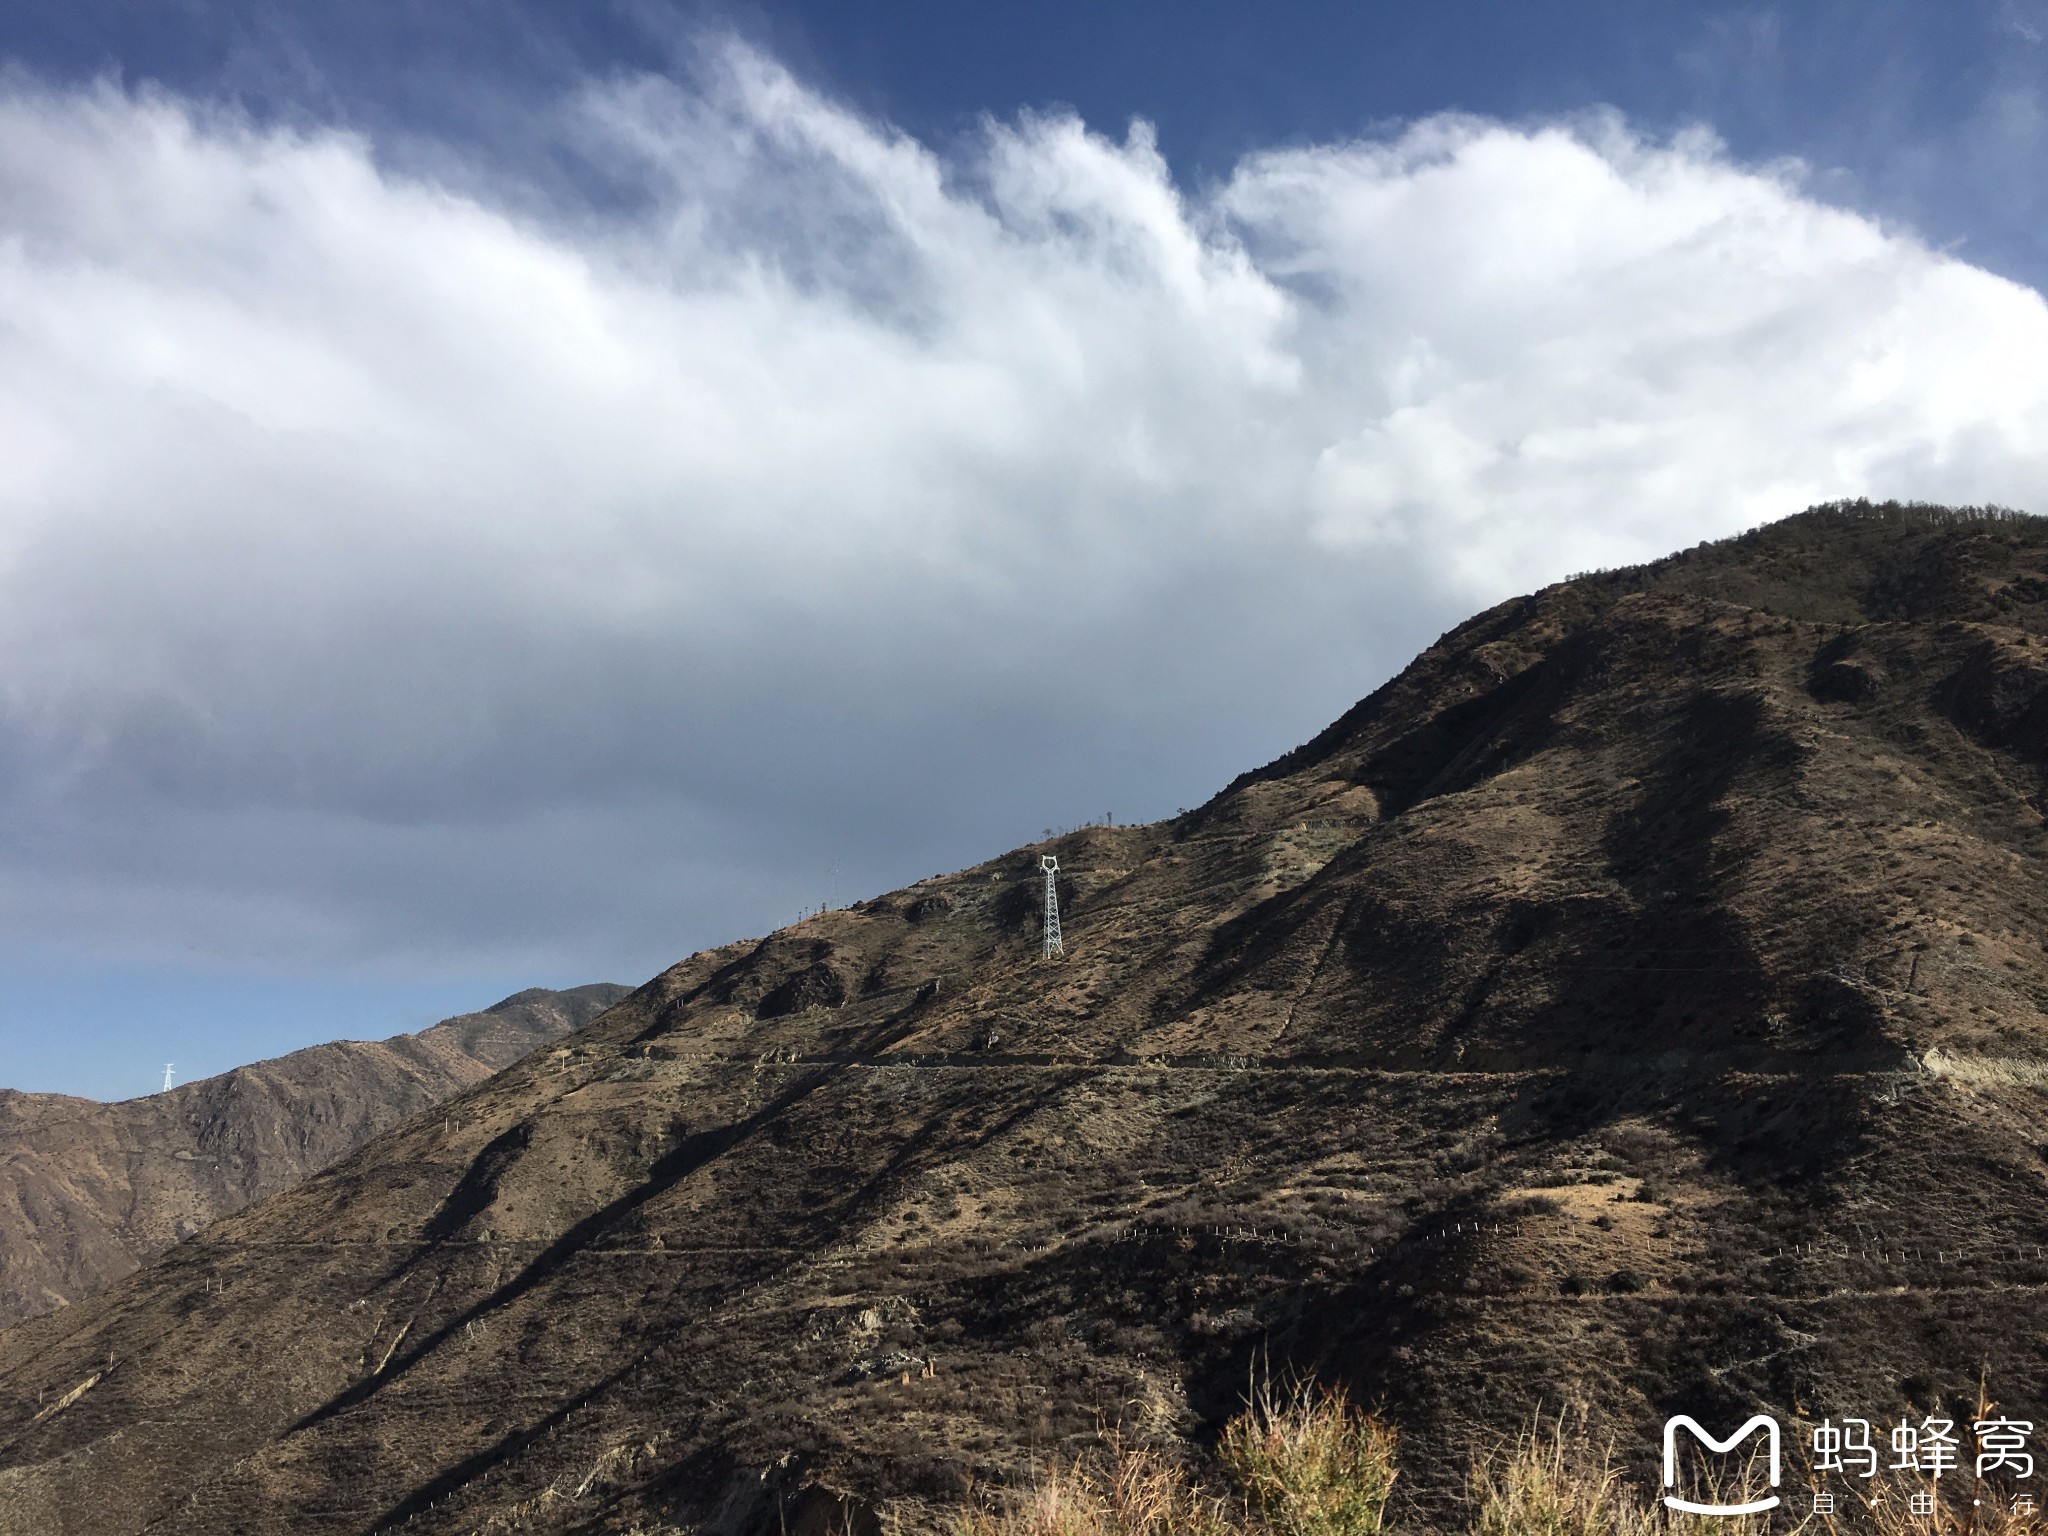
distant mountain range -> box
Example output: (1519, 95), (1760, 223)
(0, 984), (626, 1332)
(8, 504), (2048, 1533)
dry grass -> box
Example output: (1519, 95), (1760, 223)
(1806, 1381), (2048, 1536)
(1810, 1478), (2046, 1536)
(946, 1384), (2045, 1536)
(957, 1392), (1817, 1536)
(1220, 1380), (1398, 1536)
(955, 1382), (1394, 1536)
(1470, 1413), (1633, 1536)
(953, 1441), (1233, 1536)
(1471, 1411), (1785, 1536)
(462, 1433), (665, 1533)
(1917, 1049), (2048, 1089)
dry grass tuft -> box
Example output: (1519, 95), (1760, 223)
(1470, 1413), (1629, 1536)
(957, 1381), (1393, 1536)
(1471, 1411), (1782, 1536)
(953, 1388), (1868, 1536)
(1918, 1049), (2048, 1089)
(954, 1441), (1231, 1536)
(1220, 1379), (1399, 1536)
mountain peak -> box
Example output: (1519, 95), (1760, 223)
(7, 505), (2048, 1534)
(0, 984), (628, 1333)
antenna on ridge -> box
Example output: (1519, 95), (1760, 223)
(1040, 855), (1064, 960)
(161, 1063), (175, 1093)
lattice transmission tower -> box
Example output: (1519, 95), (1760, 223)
(161, 1063), (175, 1093)
(1041, 855), (1064, 960)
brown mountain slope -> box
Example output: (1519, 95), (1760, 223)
(7, 503), (2048, 1533)
(0, 984), (627, 1332)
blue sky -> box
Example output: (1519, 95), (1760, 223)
(3, 0), (2047, 1098)
(13, 2), (2048, 287)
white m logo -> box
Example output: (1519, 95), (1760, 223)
(1662, 1415), (1782, 1515)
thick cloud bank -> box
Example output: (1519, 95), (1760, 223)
(1, 41), (2045, 977)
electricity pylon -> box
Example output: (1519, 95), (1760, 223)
(1041, 855), (1064, 960)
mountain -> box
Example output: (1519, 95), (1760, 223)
(0, 984), (628, 1333)
(6, 502), (2048, 1534)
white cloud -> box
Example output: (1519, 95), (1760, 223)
(0, 42), (2044, 976)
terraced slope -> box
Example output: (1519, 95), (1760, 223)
(7, 504), (2048, 1534)
(0, 985), (627, 1331)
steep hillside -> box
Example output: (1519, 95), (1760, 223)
(0, 985), (627, 1332)
(6, 503), (2048, 1534)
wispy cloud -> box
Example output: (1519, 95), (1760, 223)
(0, 39), (2045, 977)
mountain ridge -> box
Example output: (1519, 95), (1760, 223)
(5, 502), (2048, 1533)
(0, 983), (628, 1333)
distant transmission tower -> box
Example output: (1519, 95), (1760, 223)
(161, 1063), (175, 1093)
(1041, 855), (1064, 960)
